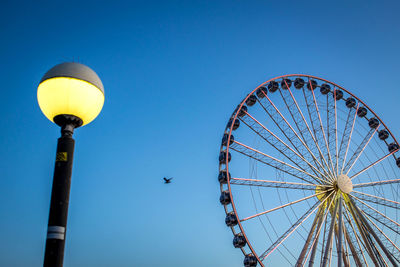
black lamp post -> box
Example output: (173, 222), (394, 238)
(37, 62), (105, 267)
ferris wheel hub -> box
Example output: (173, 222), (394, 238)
(336, 174), (353, 194)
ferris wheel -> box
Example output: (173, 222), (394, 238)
(218, 74), (400, 266)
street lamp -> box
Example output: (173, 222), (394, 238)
(38, 62), (104, 267)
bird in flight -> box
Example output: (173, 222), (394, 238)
(163, 177), (173, 184)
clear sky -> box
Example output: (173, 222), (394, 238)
(1, 0), (400, 266)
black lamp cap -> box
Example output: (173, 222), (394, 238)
(54, 114), (83, 136)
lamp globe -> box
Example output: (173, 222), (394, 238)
(37, 62), (104, 128)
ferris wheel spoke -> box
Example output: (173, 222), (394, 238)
(374, 248), (390, 267)
(352, 195), (400, 234)
(359, 208), (400, 262)
(239, 110), (327, 181)
(230, 178), (318, 190)
(286, 82), (335, 178)
(346, 199), (383, 266)
(260, 193), (332, 262)
(351, 190), (400, 210)
(320, 217), (330, 266)
(302, 88), (326, 164)
(230, 140), (327, 184)
(341, 219), (362, 267)
(362, 211), (400, 262)
(257, 92), (332, 180)
(278, 89), (326, 174)
(343, 126), (380, 175)
(343, 204), (369, 267)
(279, 86), (335, 180)
(362, 209), (400, 236)
(302, 87), (335, 183)
(328, 234), (335, 267)
(321, 195), (341, 267)
(240, 191), (329, 222)
(350, 149), (398, 180)
(306, 80), (337, 179)
(344, 233), (354, 267)
(349, 197), (399, 266)
(318, 87), (337, 180)
(303, 85), (338, 180)
(327, 88), (339, 176)
(305, 193), (337, 266)
(338, 105), (358, 176)
(348, 199), (392, 266)
(295, 206), (324, 266)
(307, 225), (323, 266)
(337, 197), (344, 267)
(353, 178), (400, 188)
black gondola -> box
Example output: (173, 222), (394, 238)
(307, 80), (318, 90)
(357, 107), (367, 117)
(320, 83), (331, 94)
(219, 151), (231, 164)
(267, 81), (279, 93)
(246, 95), (257, 106)
(244, 254), (258, 267)
(281, 78), (292, 89)
(238, 105), (248, 117)
(378, 130), (389, 140)
(233, 233), (246, 248)
(225, 212), (238, 227)
(388, 143), (399, 153)
(368, 118), (379, 129)
(218, 170), (230, 184)
(346, 98), (356, 108)
(334, 90), (344, 100)
(227, 118), (240, 130)
(222, 133), (234, 146)
(256, 86), (268, 98)
(294, 78), (305, 89)
(220, 191), (231, 205)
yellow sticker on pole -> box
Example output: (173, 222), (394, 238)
(56, 152), (68, 162)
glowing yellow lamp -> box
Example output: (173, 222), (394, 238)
(37, 62), (104, 126)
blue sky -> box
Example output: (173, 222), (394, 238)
(1, 0), (400, 266)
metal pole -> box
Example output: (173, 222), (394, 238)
(308, 214), (323, 267)
(337, 197), (343, 267)
(296, 207), (322, 266)
(350, 197), (399, 267)
(322, 196), (340, 267)
(44, 122), (76, 267)
(347, 198), (380, 266)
